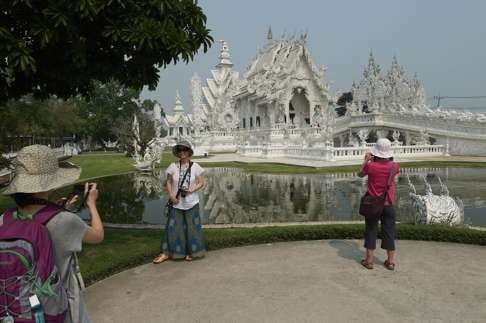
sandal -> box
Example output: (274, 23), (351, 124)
(384, 260), (395, 271)
(185, 255), (193, 261)
(361, 259), (373, 270)
(153, 253), (169, 264)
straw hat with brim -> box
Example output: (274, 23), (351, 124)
(172, 140), (194, 157)
(2, 145), (81, 195)
(371, 138), (393, 159)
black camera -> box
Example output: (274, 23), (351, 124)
(67, 183), (93, 212)
(180, 190), (188, 198)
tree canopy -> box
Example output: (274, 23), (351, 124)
(335, 92), (353, 116)
(0, 0), (213, 102)
(0, 80), (164, 154)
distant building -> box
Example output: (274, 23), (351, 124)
(162, 91), (194, 142)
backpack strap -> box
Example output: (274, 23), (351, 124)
(2, 205), (63, 226)
(1, 207), (18, 225)
(32, 205), (64, 225)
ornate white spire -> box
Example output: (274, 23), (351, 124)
(363, 50), (381, 79)
(191, 72), (207, 129)
(267, 26), (273, 41)
(174, 90), (184, 113)
(217, 39), (233, 68)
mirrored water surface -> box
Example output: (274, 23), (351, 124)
(56, 167), (486, 227)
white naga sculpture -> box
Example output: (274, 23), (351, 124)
(407, 175), (463, 225)
(132, 114), (165, 171)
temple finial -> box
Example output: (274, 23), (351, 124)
(217, 39), (233, 68)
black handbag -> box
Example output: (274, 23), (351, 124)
(359, 163), (395, 218)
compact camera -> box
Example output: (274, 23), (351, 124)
(67, 183), (94, 212)
(179, 184), (190, 198)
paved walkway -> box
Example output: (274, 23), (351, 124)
(192, 153), (486, 167)
(86, 240), (486, 323)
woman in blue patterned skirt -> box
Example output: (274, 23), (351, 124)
(153, 140), (206, 263)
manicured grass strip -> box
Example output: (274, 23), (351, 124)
(80, 224), (486, 286)
(70, 154), (134, 180)
(398, 161), (486, 169)
(67, 153), (486, 177)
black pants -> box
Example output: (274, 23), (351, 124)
(364, 205), (396, 251)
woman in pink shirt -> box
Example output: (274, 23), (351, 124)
(358, 138), (399, 270)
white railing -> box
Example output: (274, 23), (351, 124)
(333, 111), (486, 140)
(240, 144), (445, 161)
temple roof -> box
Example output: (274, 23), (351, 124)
(162, 114), (192, 127)
(161, 91), (193, 127)
(237, 34), (328, 101)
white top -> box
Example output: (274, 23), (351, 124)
(166, 161), (205, 210)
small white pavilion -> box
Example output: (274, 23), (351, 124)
(162, 91), (194, 141)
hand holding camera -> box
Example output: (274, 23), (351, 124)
(364, 152), (373, 162)
(62, 182), (97, 212)
(169, 194), (179, 205)
(85, 182), (98, 208)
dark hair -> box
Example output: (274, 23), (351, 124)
(11, 193), (52, 208)
(371, 155), (394, 162)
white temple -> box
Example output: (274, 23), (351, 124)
(162, 91), (194, 144)
(188, 30), (486, 159)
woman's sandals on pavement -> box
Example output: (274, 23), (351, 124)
(152, 253), (169, 264)
(384, 260), (396, 271)
(360, 259), (374, 270)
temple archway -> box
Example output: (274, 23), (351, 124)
(289, 88), (310, 127)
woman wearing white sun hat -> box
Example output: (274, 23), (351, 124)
(358, 138), (400, 270)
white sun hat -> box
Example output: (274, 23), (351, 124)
(2, 145), (81, 195)
(371, 138), (393, 159)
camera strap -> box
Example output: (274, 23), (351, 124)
(176, 161), (193, 199)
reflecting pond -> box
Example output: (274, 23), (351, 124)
(57, 167), (486, 227)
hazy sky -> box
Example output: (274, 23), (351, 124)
(141, 0), (486, 113)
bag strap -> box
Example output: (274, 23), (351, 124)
(32, 205), (63, 225)
(176, 161), (194, 199)
(382, 162), (395, 204)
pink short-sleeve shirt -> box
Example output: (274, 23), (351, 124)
(362, 161), (400, 206)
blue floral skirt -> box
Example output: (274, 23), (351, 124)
(160, 204), (205, 259)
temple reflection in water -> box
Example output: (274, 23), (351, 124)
(71, 167), (486, 228)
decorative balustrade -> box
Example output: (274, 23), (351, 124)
(240, 143), (445, 161)
(333, 111), (486, 139)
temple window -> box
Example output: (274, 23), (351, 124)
(242, 118), (246, 128)
(179, 127), (183, 135)
(256, 116), (261, 127)
(169, 128), (173, 136)
(250, 117), (253, 128)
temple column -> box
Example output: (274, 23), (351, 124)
(404, 131), (410, 145)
